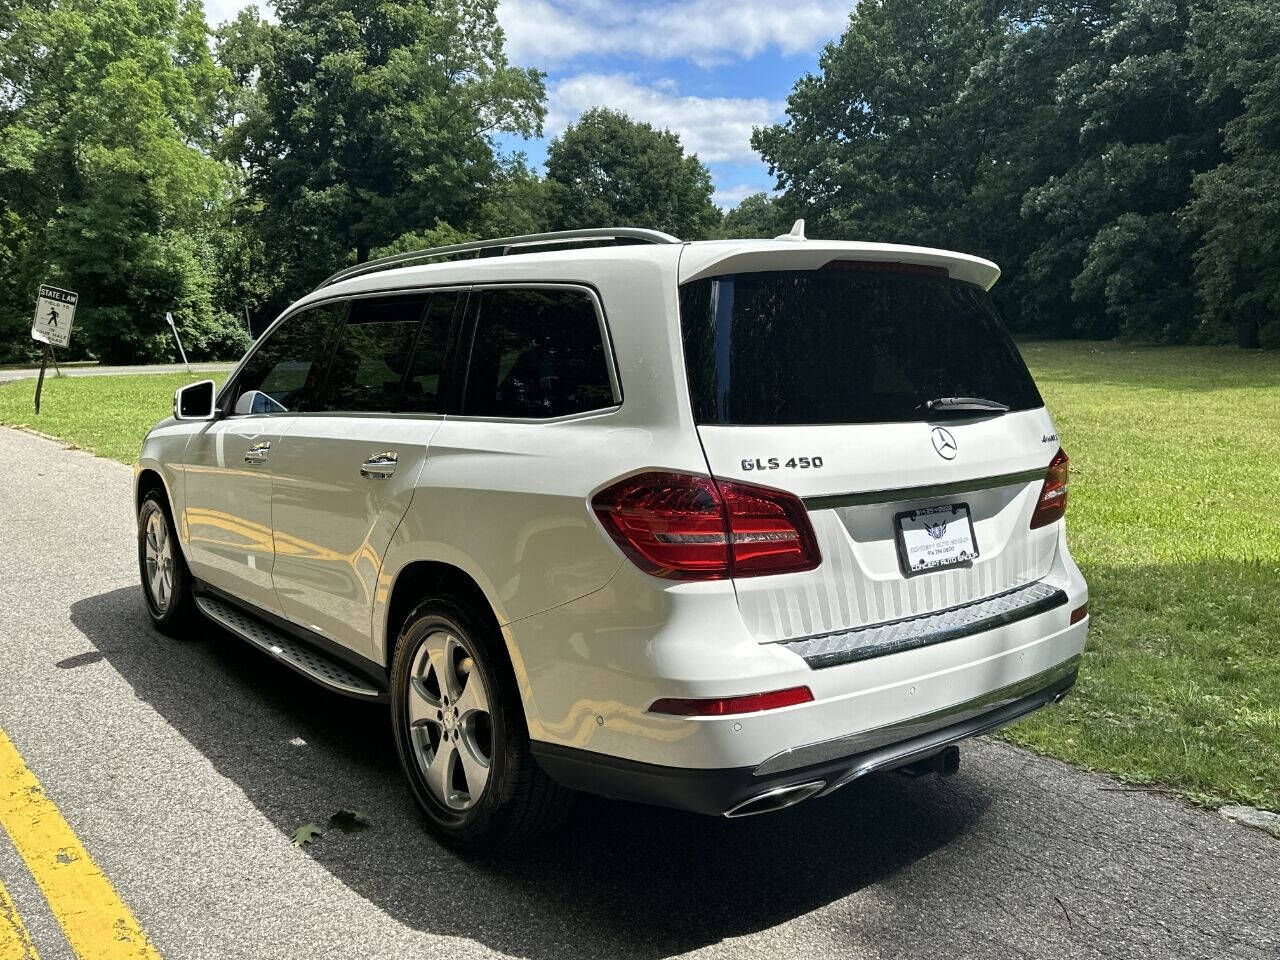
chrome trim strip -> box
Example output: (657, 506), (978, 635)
(754, 655), (1080, 777)
(803, 467), (1046, 510)
(778, 581), (1068, 669)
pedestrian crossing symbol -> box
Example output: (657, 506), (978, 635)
(31, 284), (78, 348)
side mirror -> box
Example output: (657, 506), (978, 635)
(174, 380), (217, 421)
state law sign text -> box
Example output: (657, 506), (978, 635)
(31, 285), (78, 348)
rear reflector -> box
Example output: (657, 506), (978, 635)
(1030, 447), (1070, 529)
(1070, 602), (1089, 624)
(649, 686), (815, 716)
(592, 472), (821, 580)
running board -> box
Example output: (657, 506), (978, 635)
(195, 595), (382, 699)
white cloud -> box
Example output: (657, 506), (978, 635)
(547, 73), (784, 165)
(500, 0), (851, 66)
(203, 0), (259, 25)
(712, 183), (767, 209)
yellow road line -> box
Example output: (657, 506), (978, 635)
(0, 875), (40, 960)
(0, 729), (161, 960)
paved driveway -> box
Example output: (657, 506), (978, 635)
(0, 425), (1275, 960)
(0, 362), (235, 383)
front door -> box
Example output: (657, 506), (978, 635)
(181, 300), (347, 617)
(269, 290), (463, 657)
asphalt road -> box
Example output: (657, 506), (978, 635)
(0, 361), (235, 383)
(0, 424), (1276, 960)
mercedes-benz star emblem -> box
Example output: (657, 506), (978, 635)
(931, 426), (958, 460)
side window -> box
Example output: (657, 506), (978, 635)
(400, 292), (460, 414)
(231, 302), (345, 414)
(315, 296), (428, 413)
(462, 288), (615, 419)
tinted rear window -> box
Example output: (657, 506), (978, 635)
(679, 269), (1042, 425)
(462, 288), (615, 419)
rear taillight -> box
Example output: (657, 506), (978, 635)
(592, 472), (821, 580)
(1030, 447), (1070, 529)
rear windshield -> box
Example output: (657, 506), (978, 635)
(679, 268), (1043, 425)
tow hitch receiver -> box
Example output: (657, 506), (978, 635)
(897, 744), (961, 779)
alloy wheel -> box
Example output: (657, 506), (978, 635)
(406, 630), (493, 811)
(143, 510), (175, 613)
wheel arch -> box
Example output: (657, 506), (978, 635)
(380, 557), (541, 733)
(135, 466), (168, 510)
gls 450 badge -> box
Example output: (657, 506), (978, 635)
(740, 456), (825, 471)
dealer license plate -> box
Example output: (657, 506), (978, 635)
(894, 503), (979, 575)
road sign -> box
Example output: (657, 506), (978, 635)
(31, 285), (78, 348)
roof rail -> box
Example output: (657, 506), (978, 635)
(314, 227), (682, 291)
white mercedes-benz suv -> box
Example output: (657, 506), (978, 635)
(136, 225), (1088, 849)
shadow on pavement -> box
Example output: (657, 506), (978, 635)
(73, 586), (992, 959)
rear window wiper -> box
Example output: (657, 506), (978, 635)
(918, 396), (1011, 416)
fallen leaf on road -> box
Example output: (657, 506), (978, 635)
(290, 823), (323, 847)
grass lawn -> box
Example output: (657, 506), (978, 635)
(0, 372), (215, 464)
(1, 342), (1277, 811)
(1005, 342), (1280, 812)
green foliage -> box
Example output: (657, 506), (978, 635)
(753, 0), (1008, 247)
(1186, 0), (1280, 344)
(370, 221), (475, 259)
(217, 0), (546, 305)
(545, 108), (721, 239)
(473, 158), (552, 237)
(0, 0), (250, 364)
(713, 193), (792, 239)
(757, 0), (1278, 347)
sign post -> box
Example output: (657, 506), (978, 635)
(31, 284), (78, 414)
(165, 311), (192, 374)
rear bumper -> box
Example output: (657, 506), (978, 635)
(511, 523), (1087, 779)
(532, 655), (1079, 817)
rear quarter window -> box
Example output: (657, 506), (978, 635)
(462, 287), (616, 419)
(679, 268), (1043, 425)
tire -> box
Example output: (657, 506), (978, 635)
(137, 488), (197, 636)
(390, 597), (573, 851)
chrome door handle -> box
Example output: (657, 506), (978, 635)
(360, 451), (398, 479)
(244, 440), (271, 465)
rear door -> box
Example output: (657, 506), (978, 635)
(268, 290), (463, 658)
(678, 262), (1062, 642)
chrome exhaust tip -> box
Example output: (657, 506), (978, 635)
(723, 780), (826, 818)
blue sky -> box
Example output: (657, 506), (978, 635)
(202, 1), (856, 208)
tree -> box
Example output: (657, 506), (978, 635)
(1014, 0), (1225, 342)
(544, 108), (720, 239)
(752, 0), (1057, 325)
(1187, 0), (1280, 346)
(753, 1), (1014, 254)
(714, 193), (793, 239)
(218, 0), (545, 309)
(0, 0), (249, 363)
(754, 0), (1264, 345)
